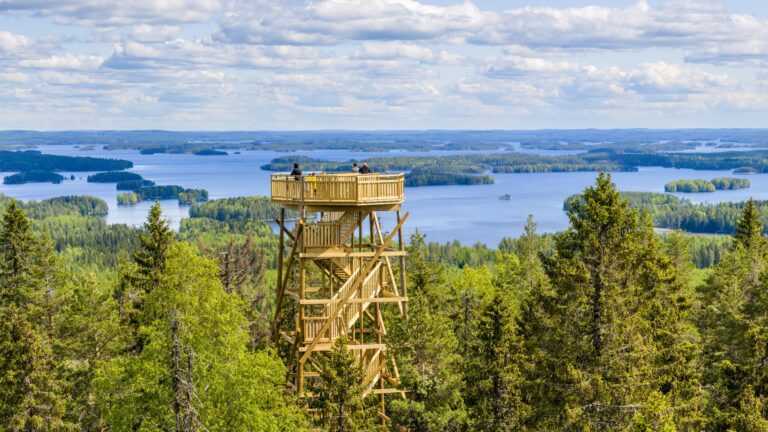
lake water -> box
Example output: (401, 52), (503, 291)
(2, 145), (766, 246)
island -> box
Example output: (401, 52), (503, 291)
(405, 171), (494, 186)
(193, 149), (227, 156)
(665, 177), (750, 193)
(0, 150), (132, 171)
(116, 179), (156, 190)
(4, 171), (64, 185)
(87, 171), (144, 183)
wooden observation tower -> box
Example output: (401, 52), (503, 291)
(270, 172), (408, 421)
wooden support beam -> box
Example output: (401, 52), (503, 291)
(373, 212), (404, 316)
(272, 222), (304, 345)
(299, 212), (409, 364)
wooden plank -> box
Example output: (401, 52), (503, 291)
(299, 250), (406, 259)
(299, 212), (409, 364)
(300, 297), (407, 305)
(299, 343), (387, 352)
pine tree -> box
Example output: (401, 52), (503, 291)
(518, 173), (700, 430)
(313, 337), (376, 432)
(734, 198), (764, 249)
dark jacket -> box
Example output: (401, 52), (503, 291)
(290, 167), (302, 178)
(359, 165), (371, 174)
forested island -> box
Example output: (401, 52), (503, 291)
(0, 150), (132, 171)
(3, 170), (64, 184)
(87, 171), (143, 183)
(193, 149), (227, 156)
(665, 177), (750, 192)
(4, 173), (768, 430)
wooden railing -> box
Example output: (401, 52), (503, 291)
(362, 348), (385, 395)
(304, 223), (340, 248)
(271, 173), (404, 205)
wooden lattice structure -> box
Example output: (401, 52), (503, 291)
(270, 173), (408, 421)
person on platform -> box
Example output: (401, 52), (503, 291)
(359, 162), (371, 174)
(290, 163), (302, 179)
(352, 162), (359, 173)
(307, 172), (318, 196)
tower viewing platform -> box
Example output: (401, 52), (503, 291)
(270, 171), (408, 425)
(270, 172), (405, 210)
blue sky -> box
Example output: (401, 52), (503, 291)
(1, 0), (767, 130)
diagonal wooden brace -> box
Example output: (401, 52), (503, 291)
(299, 212), (409, 364)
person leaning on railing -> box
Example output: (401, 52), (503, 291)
(359, 162), (371, 174)
(290, 163), (302, 179)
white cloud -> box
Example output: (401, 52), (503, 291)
(19, 53), (104, 70)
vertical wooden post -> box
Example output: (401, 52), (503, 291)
(397, 210), (407, 319)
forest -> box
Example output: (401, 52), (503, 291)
(4, 173), (768, 430)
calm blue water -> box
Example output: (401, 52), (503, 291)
(2, 145), (767, 246)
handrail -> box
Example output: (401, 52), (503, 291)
(271, 173), (404, 205)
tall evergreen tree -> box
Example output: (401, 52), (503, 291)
(463, 294), (524, 431)
(701, 201), (768, 429)
(518, 173), (700, 430)
(734, 198), (764, 250)
(313, 337), (376, 432)
(388, 232), (467, 431)
(0, 202), (70, 430)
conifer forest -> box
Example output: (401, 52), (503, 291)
(1, 172), (768, 431)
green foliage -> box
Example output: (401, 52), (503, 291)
(405, 171), (494, 187)
(94, 241), (306, 431)
(0, 202), (72, 430)
(117, 191), (140, 205)
(4, 170), (64, 185)
(189, 196), (284, 221)
(313, 337), (377, 431)
(519, 173), (703, 429)
(566, 191), (768, 235)
(87, 171), (143, 183)
(177, 188), (208, 204)
(665, 177), (749, 193)
(734, 198), (764, 249)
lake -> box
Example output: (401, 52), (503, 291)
(1, 145), (766, 246)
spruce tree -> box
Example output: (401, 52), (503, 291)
(463, 294), (523, 431)
(518, 173), (700, 430)
(701, 201), (768, 429)
(0, 200), (39, 306)
(734, 198), (764, 249)
(314, 337), (376, 432)
(388, 232), (467, 431)
(0, 202), (70, 430)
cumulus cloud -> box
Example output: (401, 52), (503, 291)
(1, 0), (767, 128)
